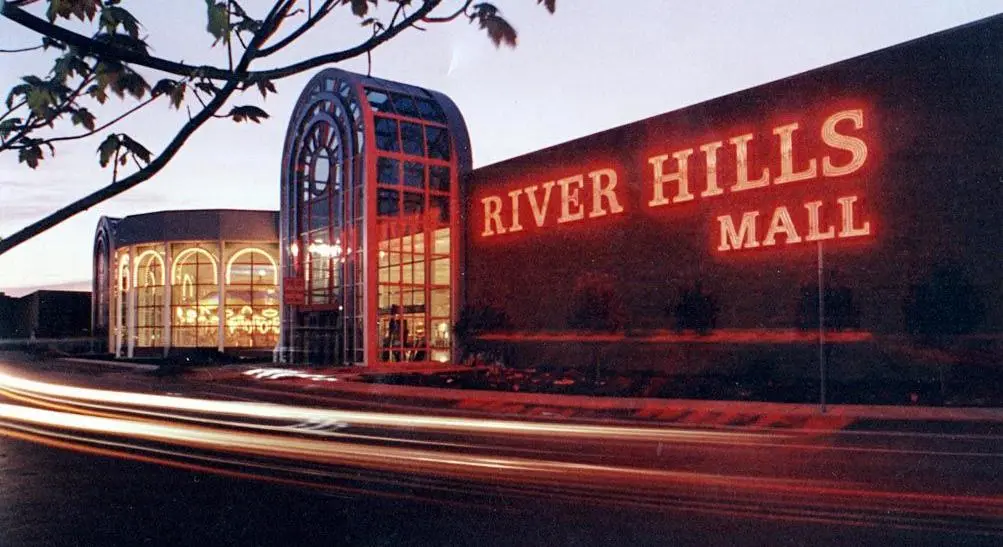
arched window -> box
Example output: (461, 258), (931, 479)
(134, 247), (165, 346)
(224, 245), (280, 348)
(171, 244), (219, 347)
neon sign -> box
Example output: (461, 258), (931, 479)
(475, 108), (874, 253)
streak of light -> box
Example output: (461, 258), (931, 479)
(4, 399), (1003, 535)
(0, 371), (781, 444)
(1, 385), (566, 458)
(2, 400), (1003, 522)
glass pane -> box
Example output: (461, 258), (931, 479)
(310, 199), (329, 230)
(366, 88), (395, 113)
(391, 93), (420, 117)
(403, 162), (425, 189)
(312, 149), (330, 195)
(431, 288), (450, 316)
(433, 228), (450, 255)
(429, 166), (450, 193)
(377, 157), (400, 185)
(415, 98), (447, 123)
(374, 116), (399, 152)
(432, 258), (450, 285)
(425, 126), (450, 160)
(378, 189), (400, 216)
(430, 319), (451, 348)
(403, 192), (424, 215)
(430, 196), (449, 224)
(400, 122), (425, 156)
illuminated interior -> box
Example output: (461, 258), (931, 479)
(108, 241), (280, 356)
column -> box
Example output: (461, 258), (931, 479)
(163, 241), (172, 358)
(126, 246), (136, 358)
(217, 238), (226, 353)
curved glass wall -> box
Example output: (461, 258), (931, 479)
(109, 241), (279, 356)
(280, 69), (468, 366)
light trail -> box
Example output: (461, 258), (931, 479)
(0, 370), (783, 445)
(2, 400), (1003, 535)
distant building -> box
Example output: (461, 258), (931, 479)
(93, 209), (280, 358)
(0, 290), (90, 341)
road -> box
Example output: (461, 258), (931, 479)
(1, 354), (1002, 546)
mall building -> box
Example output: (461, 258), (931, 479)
(98, 15), (1003, 369)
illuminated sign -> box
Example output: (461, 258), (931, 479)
(475, 108), (873, 253)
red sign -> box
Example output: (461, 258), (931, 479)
(283, 276), (306, 305)
(473, 107), (874, 254)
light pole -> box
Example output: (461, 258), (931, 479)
(817, 240), (827, 413)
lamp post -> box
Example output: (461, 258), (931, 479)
(817, 240), (827, 414)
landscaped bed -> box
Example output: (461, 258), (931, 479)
(358, 364), (1003, 407)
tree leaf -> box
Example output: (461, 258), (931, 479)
(97, 134), (121, 167)
(348, 0), (369, 17)
(538, 0), (556, 14)
(206, 1), (230, 45)
(153, 80), (187, 110)
(194, 81), (219, 95)
(228, 105), (270, 123)
(0, 118), (23, 138)
(26, 88), (55, 117)
(100, 6), (142, 39)
(71, 108), (96, 131)
(255, 79), (277, 99)
(120, 134), (152, 164)
(87, 83), (108, 104)
(46, 0), (102, 23)
(479, 14), (517, 48)
(5, 84), (30, 109)
(18, 145), (43, 169)
(168, 83), (187, 109)
(110, 71), (149, 100)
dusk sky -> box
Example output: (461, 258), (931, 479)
(1, 0), (1002, 296)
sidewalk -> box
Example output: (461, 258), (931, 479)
(182, 363), (1003, 434)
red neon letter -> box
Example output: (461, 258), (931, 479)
(699, 141), (725, 198)
(717, 211), (760, 251)
(507, 188), (524, 233)
(837, 195), (871, 238)
(648, 149), (695, 207)
(524, 181), (556, 228)
(804, 200), (836, 241)
(762, 206), (803, 246)
(588, 168), (625, 219)
(822, 109), (867, 177)
(729, 133), (770, 192)
(773, 122), (818, 185)
(481, 196), (506, 237)
(557, 175), (585, 223)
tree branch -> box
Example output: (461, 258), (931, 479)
(41, 94), (160, 146)
(0, 0), (288, 256)
(0, 43), (43, 53)
(423, 0), (471, 23)
(253, 1), (441, 80)
(256, 0), (337, 58)
(2, 1), (442, 83)
(0, 99), (27, 124)
(0, 71), (94, 154)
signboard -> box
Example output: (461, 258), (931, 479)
(474, 107), (873, 254)
(283, 276), (306, 305)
